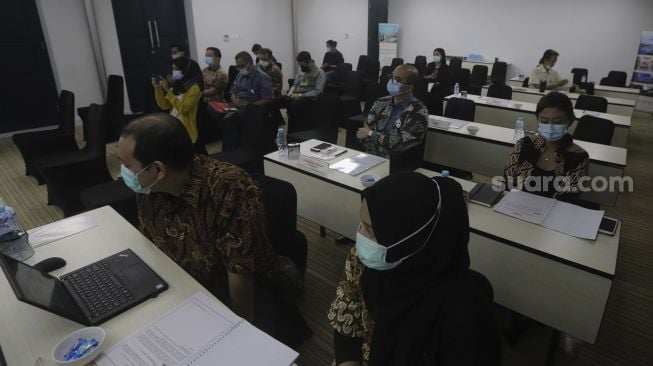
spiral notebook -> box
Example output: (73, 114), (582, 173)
(95, 292), (298, 366)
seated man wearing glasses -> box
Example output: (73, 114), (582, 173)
(356, 64), (429, 158)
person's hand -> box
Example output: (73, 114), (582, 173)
(165, 75), (174, 84)
(322, 63), (329, 69)
(286, 91), (294, 98)
(160, 79), (170, 93)
(292, 93), (303, 100)
(357, 127), (371, 140)
(151, 77), (160, 88)
(233, 97), (247, 107)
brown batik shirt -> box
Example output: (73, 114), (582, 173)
(137, 154), (275, 292)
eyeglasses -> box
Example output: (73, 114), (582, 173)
(387, 74), (412, 85)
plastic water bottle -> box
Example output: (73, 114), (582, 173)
(276, 128), (288, 159)
(513, 117), (525, 143)
(441, 170), (450, 177)
(0, 204), (19, 236)
(453, 83), (460, 97)
(581, 75), (587, 83)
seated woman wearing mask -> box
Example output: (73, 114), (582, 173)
(424, 47), (451, 116)
(504, 92), (589, 202)
(528, 49), (570, 91)
(328, 172), (501, 366)
(152, 57), (205, 154)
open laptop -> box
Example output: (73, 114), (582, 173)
(0, 249), (168, 326)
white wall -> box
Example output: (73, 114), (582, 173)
(389, 0), (653, 82)
(92, 0), (130, 112)
(36, 0), (104, 113)
(295, 0), (368, 70)
(185, 0), (294, 75)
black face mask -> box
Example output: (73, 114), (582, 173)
(300, 65), (310, 72)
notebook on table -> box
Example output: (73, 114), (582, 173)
(95, 292), (299, 366)
(0, 248), (168, 325)
(468, 183), (504, 207)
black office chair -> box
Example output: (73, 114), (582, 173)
(210, 104), (272, 174)
(390, 58), (404, 70)
(599, 71), (628, 88)
(12, 90), (78, 182)
(360, 59), (380, 99)
(572, 115), (615, 145)
(469, 65), (489, 95)
(575, 95), (608, 113)
(224, 65), (239, 102)
(448, 57), (463, 76)
(522, 77), (530, 88)
(339, 70), (364, 123)
(425, 62), (436, 76)
(490, 62), (507, 84)
(414, 55), (427, 66)
(356, 55), (369, 73)
(445, 97), (476, 122)
(34, 104), (114, 216)
(388, 140), (426, 174)
(345, 82), (388, 150)
(571, 68), (588, 86)
(77, 75), (141, 143)
(487, 84), (513, 100)
(379, 65), (393, 85)
(80, 179), (138, 227)
(452, 68), (471, 93)
(288, 92), (341, 144)
(250, 173), (308, 276)
(414, 56), (427, 76)
(325, 63), (353, 94)
(412, 76), (429, 104)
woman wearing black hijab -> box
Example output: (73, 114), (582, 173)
(328, 172), (501, 366)
(152, 57), (204, 151)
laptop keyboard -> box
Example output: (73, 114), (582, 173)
(64, 261), (134, 319)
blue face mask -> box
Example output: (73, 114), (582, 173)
(386, 78), (402, 96)
(538, 123), (567, 141)
(259, 60), (269, 68)
(205, 57), (214, 66)
(120, 164), (159, 194)
(433, 55), (441, 64)
(239, 67), (250, 76)
(355, 180), (442, 271)
(172, 70), (183, 80)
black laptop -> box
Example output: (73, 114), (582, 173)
(0, 249), (168, 325)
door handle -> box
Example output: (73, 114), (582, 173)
(153, 20), (161, 48)
(147, 20), (154, 49)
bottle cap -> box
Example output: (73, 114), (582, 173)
(441, 170), (450, 177)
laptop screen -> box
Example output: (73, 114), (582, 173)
(0, 254), (81, 321)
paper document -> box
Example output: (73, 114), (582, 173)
(494, 190), (604, 240)
(428, 116), (468, 129)
(96, 292), (298, 366)
(329, 153), (385, 176)
(27, 215), (98, 248)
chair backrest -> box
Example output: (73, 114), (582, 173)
(356, 55), (369, 72)
(363, 82), (388, 115)
(445, 97), (476, 122)
(448, 57), (463, 74)
(343, 70), (362, 97)
(364, 60), (380, 81)
(470, 65), (488, 86)
(522, 77), (530, 87)
(414, 55), (427, 66)
(58, 90), (75, 135)
(379, 65), (393, 84)
(224, 65), (239, 101)
(412, 77), (429, 104)
(571, 68), (588, 85)
(84, 103), (107, 158)
(390, 58), (404, 69)
(312, 92), (341, 143)
(487, 84), (512, 100)
(389, 140), (425, 174)
(572, 115), (615, 145)
(575, 95), (608, 113)
(249, 173), (300, 266)
(607, 71), (627, 87)
(452, 68), (471, 92)
(106, 75), (124, 115)
(239, 104), (271, 151)
(414, 62), (426, 77)
(490, 62), (507, 84)
(336, 63), (353, 83)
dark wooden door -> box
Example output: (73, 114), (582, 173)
(112, 0), (188, 112)
(0, 0), (58, 133)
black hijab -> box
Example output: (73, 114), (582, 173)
(171, 57), (203, 95)
(360, 172), (497, 365)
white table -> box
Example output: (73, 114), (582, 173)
(444, 94), (631, 148)
(482, 86), (636, 116)
(594, 84), (640, 101)
(509, 76), (527, 88)
(264, 142), (619, 344)
(0, 206), (228, 365)
(423, 116), (628, 207)
(461, 59), (496, 75)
